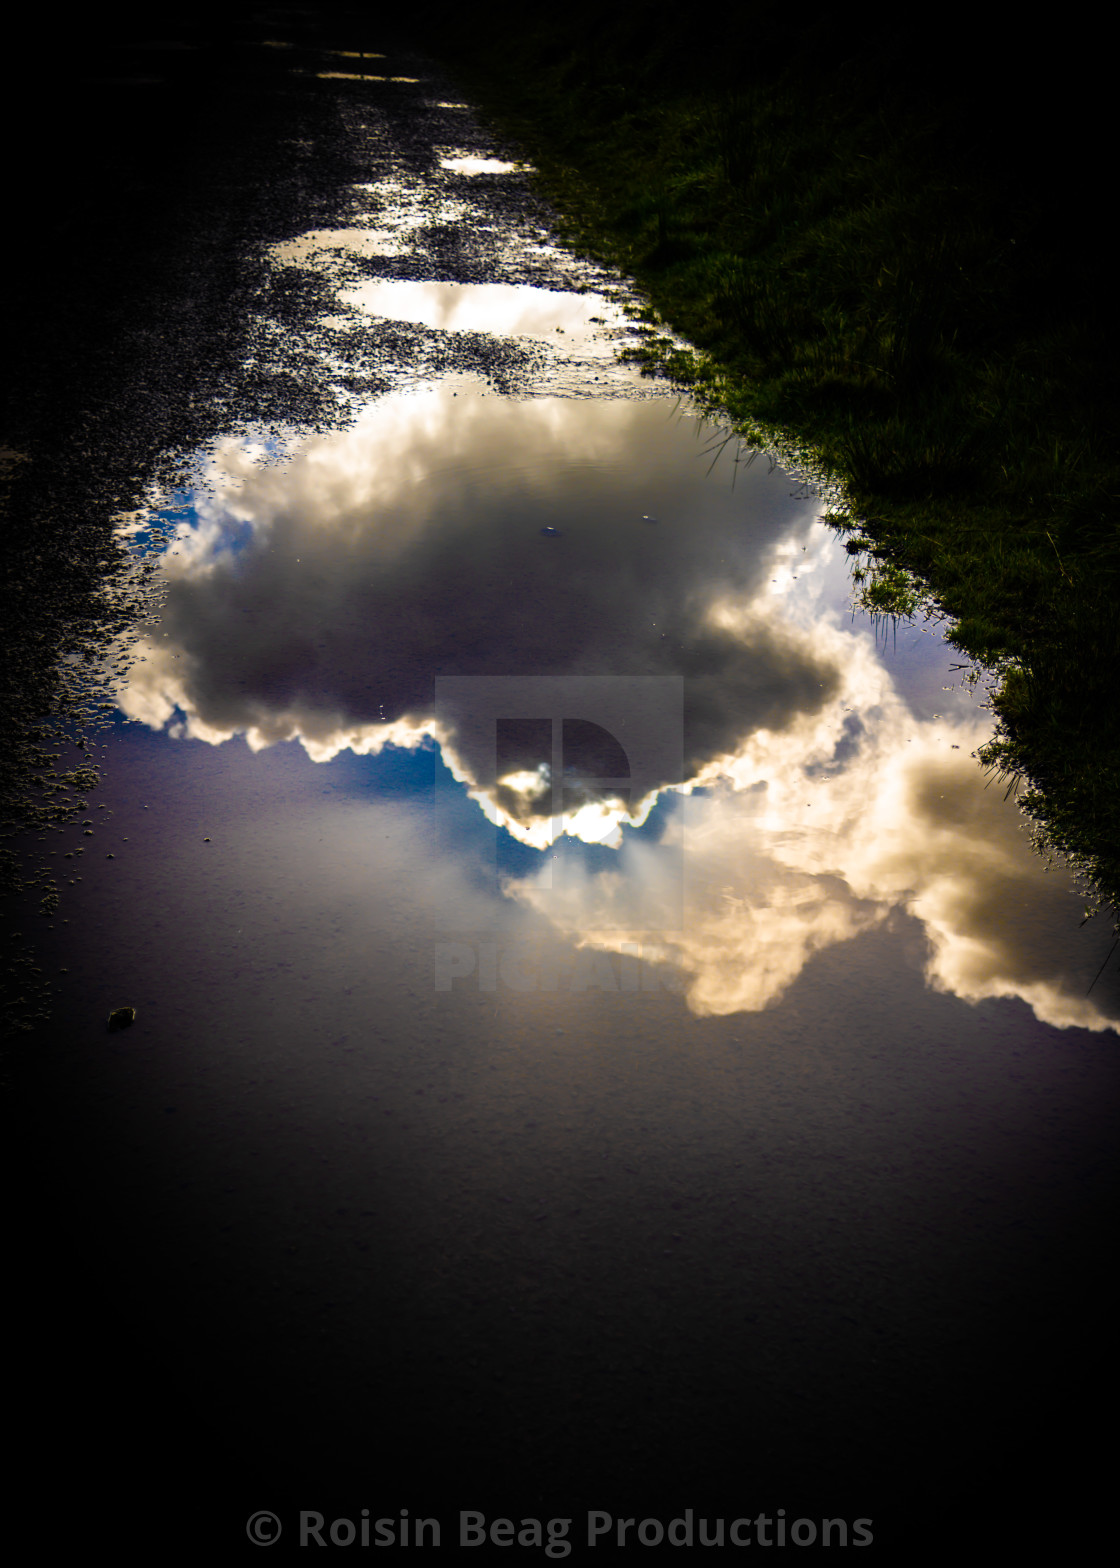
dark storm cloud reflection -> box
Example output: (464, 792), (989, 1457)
(123, 386), (833, 832)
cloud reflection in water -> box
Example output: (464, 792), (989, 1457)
(117, 384), (1120, 1034)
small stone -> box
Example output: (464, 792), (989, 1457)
(107, 1006), (136, 1031)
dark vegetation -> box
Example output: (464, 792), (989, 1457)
(433, 0), (1120, 923)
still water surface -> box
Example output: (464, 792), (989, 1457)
(29, 37), (1120, 1540)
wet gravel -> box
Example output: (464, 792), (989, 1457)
(1, 9), (644, 1035)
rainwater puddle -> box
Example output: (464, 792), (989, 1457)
(272, 228), (409, 264)
(314, 71), (424, 82)
(439, 156), (526, 175)
(340, 278), (634, 350)
(95, 375), (1120, 1035)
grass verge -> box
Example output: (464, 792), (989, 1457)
(433, 0), (1120, 923)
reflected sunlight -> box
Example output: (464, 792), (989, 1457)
(341, 278), (626, 349)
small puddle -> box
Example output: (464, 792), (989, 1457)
(272, 227), (408, 264)
(440, 156), (526, 175)
(340, 278), (635, 350)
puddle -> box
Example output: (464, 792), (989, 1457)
(440, 156), (526, 175)
(340, 278), (635, 350)
(313, 71), (423, 82)
(271, 227), (408, 264)
(99, 375), (1118, 1035)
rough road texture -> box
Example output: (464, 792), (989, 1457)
(2, 11), (645, 1032)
